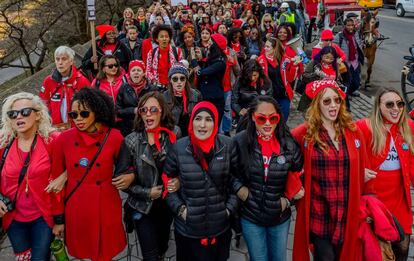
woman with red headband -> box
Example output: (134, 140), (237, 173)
(115, 91), (181, 261)
(357, 88), (414, 260)
(163, 101), (238, 261)
(292, 79), (367, 261)
(231, 95), (303, 261)
(116, 60), (155, 137)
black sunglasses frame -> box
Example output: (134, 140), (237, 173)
(7, 108), (39, 120)
(68, 110), (91, 120)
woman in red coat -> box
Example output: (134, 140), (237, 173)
(0, 92), (58, 260)
(291, 79), (367, 261)
(357, 88), (414, 261)
(52, 88), (132, 261)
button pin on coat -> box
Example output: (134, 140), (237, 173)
(79, 158), (89, 168)
(277, 155), (286, 164)
(402, 143), (409, 151)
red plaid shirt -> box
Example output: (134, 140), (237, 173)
(310, 128), (350, 244)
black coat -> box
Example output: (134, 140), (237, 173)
(120, 38), (143, 60)
(116, 80), (156, 137)
(81, 40), (133, 76)
(231, 130), (303, 226)
(164, 135), (239, 238)
(231, 78), (273, 115)
(163, 88), (202, 136)
(196, 54), (226, 100)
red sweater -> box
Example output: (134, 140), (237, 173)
(292, 123), (366, 261)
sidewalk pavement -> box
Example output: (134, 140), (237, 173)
(1, 92), (413, 261)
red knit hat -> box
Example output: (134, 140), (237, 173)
(128, 60), (145, 73)
(213, 21), (222, 32)
(305, 79), (346, 99)
(211, 33), (228, 51)
(232, 19), (243, 28)
(96, 24), (116, 39)
(320, 29), (334, 41)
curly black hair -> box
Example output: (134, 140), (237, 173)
(71, 88), (116, 128)
(152, 24), (173, 42)
(134, 91), (175, 132)
(227, 27), (247, 48)
(240, 59), (270, 87)
(314, 46), (339, 74)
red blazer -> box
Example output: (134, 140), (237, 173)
(291, 123), (366, 261)
(40, 66), (90, 125)
(356, 119), (414, 224)
(257, 53), (300, 101)
(0, 133), (58, 230)
(51, 127), (126, 261)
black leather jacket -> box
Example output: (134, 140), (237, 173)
(231, 78), (273, 115)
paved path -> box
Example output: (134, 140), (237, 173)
(1, 93), (413, 261)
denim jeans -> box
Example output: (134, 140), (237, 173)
(7, 217), (53, 261)
(219, 91), (232, 134)
(276, 98), (291, 121)
(241, 217), (290, 261)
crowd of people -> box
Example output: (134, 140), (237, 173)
(0, 0), (413, 261)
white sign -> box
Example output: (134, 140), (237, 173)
(86, 0), (96, 21)
(171, 0), (188, 6)
(191, 0), (209, 2)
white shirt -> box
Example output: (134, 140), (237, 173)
(379, 138), (401, 171)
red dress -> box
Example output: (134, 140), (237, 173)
(357, 119), (414, 234)
(51, 127), (126, 261)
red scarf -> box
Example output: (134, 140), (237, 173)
(257, 131), (280, 182)
(265, 54), (277, 68)
(173, 89), (188, 113)
(146, 126), (177, 152)
(127, 74), (147, 96)
(188, 102), (219, 171)
(343, 29), (357, 61)
(231, 42), (241, 53)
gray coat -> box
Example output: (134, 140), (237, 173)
(333, 31), (364, 65)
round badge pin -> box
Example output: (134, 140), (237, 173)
(260, 90), (266, 95)
(277, 155), (286, 164)
(402, 143), (409, 151)
(79, 158), (89, 168)
(354, 139), (361, 149)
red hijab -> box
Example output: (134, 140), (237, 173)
(188, 102), (219, 171)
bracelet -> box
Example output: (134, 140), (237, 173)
(283, 197), (291, 209)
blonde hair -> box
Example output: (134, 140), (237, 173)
(260, 13), (274, 32)
(0, 92), (54, 147)
(370, 88), (414, 155)
(305, 88), (355, 153)
(123, 8), (135, 19)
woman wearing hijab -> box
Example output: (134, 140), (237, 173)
(163, 63), (202, 137)
(116, 60), (155, 137)
(357, 88), (414, 260)
(163, 102), (239, 261)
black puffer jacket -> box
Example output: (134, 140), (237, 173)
(231, 130), (303, 226)
(164, 135), (239, 238)
(115, 81), (156, 137)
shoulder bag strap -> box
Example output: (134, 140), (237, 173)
(11, 135), (38, 205)
(64, 128), (111, 204)
(0, 138), (15, 173)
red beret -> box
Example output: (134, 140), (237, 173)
(320, 29), (334, 41)
(305, 79), (346, 99)
(96, 24), (116, 39)
(232, 19), (243, 28)
(211, 33), (228, 51)
(128, 60), (145, 73)
(213, 21), (222, 32)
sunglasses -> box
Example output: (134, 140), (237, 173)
(172, 76), (186, 83)
(7, 107), (39, 119)
(139, 106), (161, 115)
(104, 63), (119, 69)
(384, 100), (405, 109)
(322, 97), (342, 106)
(68, 110), (91, 119)
(322, 39), (333, 42)
(254, 113), (280, 125)
(264, 21), (271, 23)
